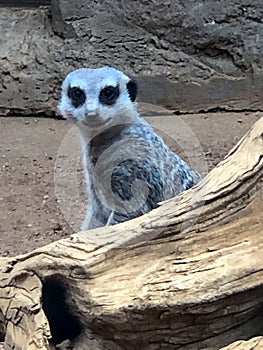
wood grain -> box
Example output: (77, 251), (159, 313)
(0, 118), (262, 349)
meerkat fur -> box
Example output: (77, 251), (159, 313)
(59, 66), (200, 230)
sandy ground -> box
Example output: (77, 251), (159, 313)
(0, 108), (261, 257)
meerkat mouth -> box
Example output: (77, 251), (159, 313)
(80, 114), (111, 128)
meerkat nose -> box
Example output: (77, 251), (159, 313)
(86, 109), (98, 117)
(85, 103), (98, 116)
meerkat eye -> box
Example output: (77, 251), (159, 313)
(67, 86), (86, 108)
(99, 85), (120, 106)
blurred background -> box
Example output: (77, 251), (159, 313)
(0, 0), (262, 116)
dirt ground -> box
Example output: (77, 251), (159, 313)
(0, 107), (261, 257)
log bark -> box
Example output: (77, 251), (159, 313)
(0, 117), (262, 349)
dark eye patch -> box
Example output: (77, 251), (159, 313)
(67, 86), (86, 108)
(126, 80), (137, 102)
(99, 85), (120, 106)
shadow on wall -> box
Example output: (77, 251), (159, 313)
(0, 0), (50, 6)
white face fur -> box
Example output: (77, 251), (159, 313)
(59, 66), (138, 127)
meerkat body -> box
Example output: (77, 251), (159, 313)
(59, 67), (200, 230)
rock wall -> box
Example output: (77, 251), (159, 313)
(0, 0), (263, 116)
(0, 1), (50, 6)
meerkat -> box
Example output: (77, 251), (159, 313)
(59, 66), (200, 230)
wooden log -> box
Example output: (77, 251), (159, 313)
(220, 336), (263, 350)
(0, 117), (262, 349)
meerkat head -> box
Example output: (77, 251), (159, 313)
(59, 66), (138, 127)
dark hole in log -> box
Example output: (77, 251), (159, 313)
(42, 276), (82, 345)
(0, 311), (5, 342)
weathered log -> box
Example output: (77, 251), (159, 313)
(220, 336), (263, 349)
(0, 117), (262, 349)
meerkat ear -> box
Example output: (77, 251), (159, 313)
(126, 79), (137, 102)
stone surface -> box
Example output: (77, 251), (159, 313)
(0, 1), (263, 116)
(0, 0), (50, 6)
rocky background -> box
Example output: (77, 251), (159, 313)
(0, 0), (263, 116)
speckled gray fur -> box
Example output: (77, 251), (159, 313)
(59, 67), (200, 229)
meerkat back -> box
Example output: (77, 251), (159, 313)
(59, 66), (200, 229)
